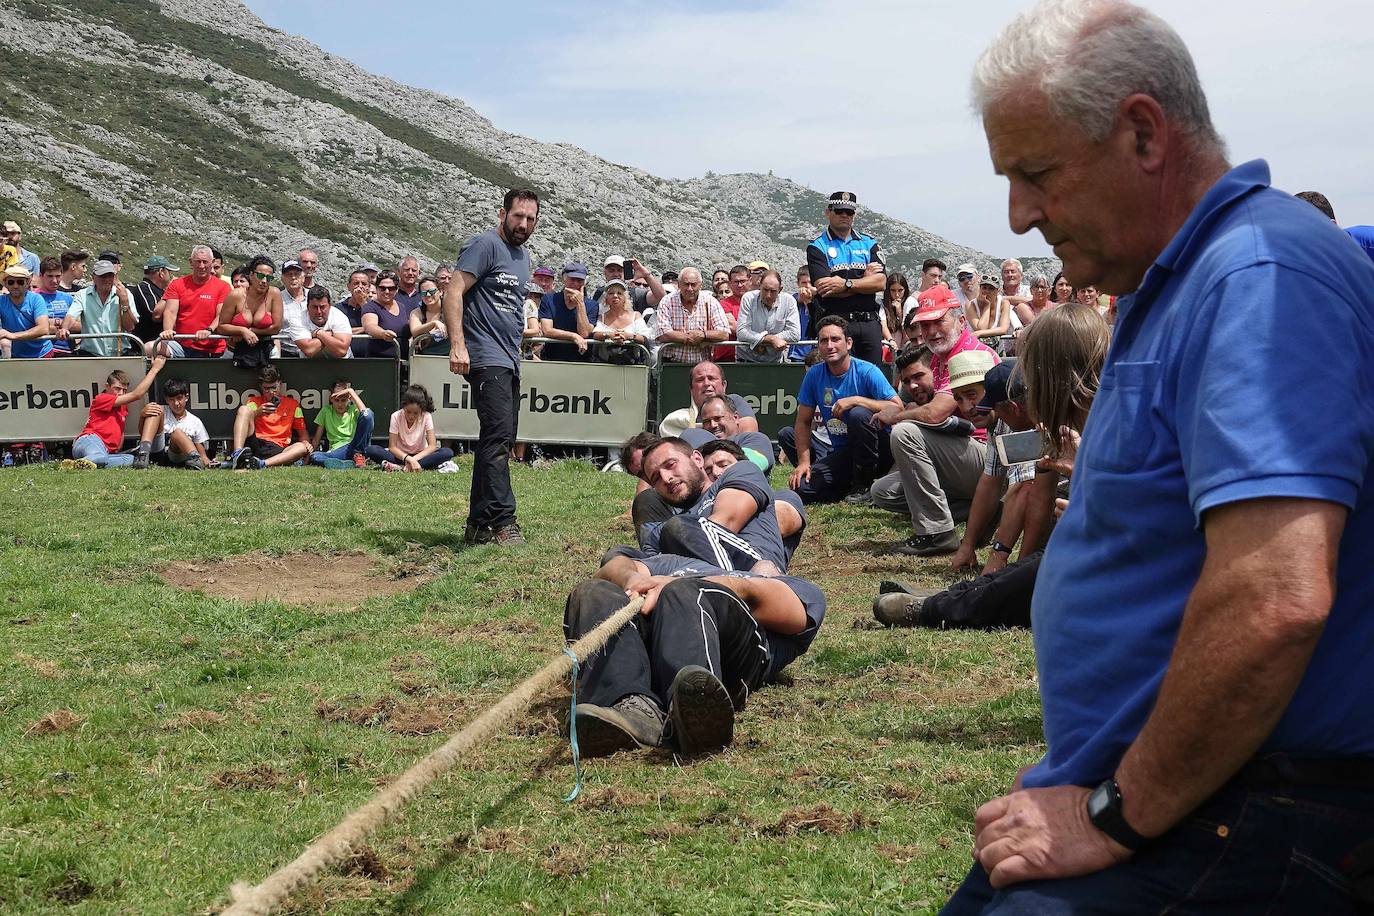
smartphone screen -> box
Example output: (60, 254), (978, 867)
(996, 429), (1046, 466)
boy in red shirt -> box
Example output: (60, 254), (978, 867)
(227, 366), (313, 469)
(66, 355), (168, 468)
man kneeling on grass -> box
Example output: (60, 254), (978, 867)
(564, 552), (826, 756)
(226, 366), (313, 469)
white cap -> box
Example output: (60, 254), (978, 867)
(603, 255), (625, 268)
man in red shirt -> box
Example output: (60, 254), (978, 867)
(154, 245), (230, 358)
(227, 366), (313, 469)
(712, 264), (750, 362)
(67, 355), (168, 468)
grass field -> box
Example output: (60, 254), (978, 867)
(1, 459), (1042, 914)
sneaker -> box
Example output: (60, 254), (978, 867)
(132, 449), (150, 470)
(437, 459), (459, 474)
(61, 458), (97, 470)
(667, 665), (735, 756)
(872, 590), (939, 627)
(255, 458), (266, 470)
(184, 456), (205, 471)
(231, 447), (255, 470)
(493, 522), (525, 546)
(879, 579), (916, 596)
(382, 461), (402, 472)
(893, 529), (960, 557)
(352, 453), (367, 469)
(570, 693), (665, 757)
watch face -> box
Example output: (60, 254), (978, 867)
(1087, 780), (1114, 820)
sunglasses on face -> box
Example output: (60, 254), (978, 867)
(4, 278), (27, 286)
(420, 289), (438, 297)
(376, 285), (397, 292)
(253, 270), (274, 280)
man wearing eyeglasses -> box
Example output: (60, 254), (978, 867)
(0, 266), (53, 358)
(446, 188), (541, 547)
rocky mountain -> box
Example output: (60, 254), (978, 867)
(0, 0), (1056, 288)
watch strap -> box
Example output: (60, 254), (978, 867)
(989, 539), (1013, 554)
(1088, 779), (1150, 851)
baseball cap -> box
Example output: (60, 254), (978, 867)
(603, 255), (624, 268)
(282, 259), (303, 272)
(97, 250), (121, 264)
(910, 286), (961, 322)
(4, 265), (31, 279)
(144, 255), (178, 271)
(91, 259), (117, 276)
(947, 350), (998, 391)
(603, 279), (628, 292)
(2, 221), (20, 233)
(747, 260), (769, 272)
(827, 191), (858, 211)
(532, 266), (556, 278)
(524, 281), (544, 297)
(355, 262), (380, 274)
(979, 274), (999, 288)
(979, 358), (1027, 408)
(662, 271), (679, 283)
(956, 263), (977, 279)
(562, 262), (589, 280)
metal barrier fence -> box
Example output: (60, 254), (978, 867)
(0, 334), (823, 447)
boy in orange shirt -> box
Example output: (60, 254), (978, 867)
(226, 366), (312, 469)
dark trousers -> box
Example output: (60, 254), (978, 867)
(924, 551), (1040, 629)
(466, 365), (519, 529)
(777, 407), (892, 503)
(564, 578), (772, 710)
(362, 444), (455, 469)
(941, 765), (1374, 915)
(844, 317), (885, 366)
(629, 490), (765, 572)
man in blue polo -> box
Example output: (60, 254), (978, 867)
(537, 262), (598, 362)
(779, 315), (900, 504)
(805, 191), (887, 366)
(941, 1), (1374, 913)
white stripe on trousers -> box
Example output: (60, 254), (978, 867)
(697, 518), (763, 570)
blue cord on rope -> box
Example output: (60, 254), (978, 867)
(562, 647), (583, 803)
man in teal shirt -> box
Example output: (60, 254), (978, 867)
(65, 259), (136, 356)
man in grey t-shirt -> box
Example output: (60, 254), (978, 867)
(445, 188), (540, 546)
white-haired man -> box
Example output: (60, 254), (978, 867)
(154, 245), (230, 358)
(942, 1), (1374, 912)
(652, 267), (730, 365)
(998, 258), (1030, 310)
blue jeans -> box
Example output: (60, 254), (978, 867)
(72, 433), (134, 467)
(941, 765), (1374, 915)
(309, 409), (375, 467)
(776, 406), (892, 503)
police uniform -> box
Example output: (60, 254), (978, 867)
(806, 191), (886, 365)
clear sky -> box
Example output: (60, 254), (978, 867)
(246, 0), (1373, 259)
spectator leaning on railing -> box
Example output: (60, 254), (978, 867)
(215, 254), (282, 369)
(735, 269), (800, 363)
(653, 267), (729, 365)
(156, 246), (230, 359)
(63, 259), (136, 356)
(0, 266), (52, 358)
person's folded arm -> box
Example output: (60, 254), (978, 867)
(702, 575), (808, 635)
(706, 487), (765, 533)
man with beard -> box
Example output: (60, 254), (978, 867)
(679, 394), (775, 472)
(625, 436), (787, 575)
(446, 188), (539, 546)
(778, 315), (901, 504)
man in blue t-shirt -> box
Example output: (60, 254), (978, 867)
(944, 6), (1374, 913)
(446, 188), (538, 547)
(777, 315), (900, 504)
(0, 266), (53, 358)
(537, 262), (598, 362)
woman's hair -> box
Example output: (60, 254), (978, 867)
(1050, 271), (1073, 303)
(245, 254), (275, 274)
(400, 384), (434, 413)
(1020, 303), (1108, 458)
(885, 272), (910, 305)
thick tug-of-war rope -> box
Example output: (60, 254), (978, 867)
(223, 596), (644, 916)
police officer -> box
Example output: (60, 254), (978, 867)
(806, 191), (887, 365)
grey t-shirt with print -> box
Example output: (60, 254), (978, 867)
(455, 229), (530, 370)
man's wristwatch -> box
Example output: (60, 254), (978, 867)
(1086, 778), (1150, 851)
(989, 539), (1013, 555)
(844, 278), (852, 291)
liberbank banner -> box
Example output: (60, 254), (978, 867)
(152, 359), (401, 440)
(410, 355), (650, 446)
(0, 356), (147, 442)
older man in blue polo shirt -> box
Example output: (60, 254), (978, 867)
(939, 1), (1374, 913)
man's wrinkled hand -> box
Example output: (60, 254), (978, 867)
(973, 786), (1131, 889)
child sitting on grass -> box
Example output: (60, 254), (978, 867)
(364, 384), (456, 472)
(65, 355), (167, 469)
(309, 380), (374, 469)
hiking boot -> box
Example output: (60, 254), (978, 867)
(893, 529), (960, 557)
(843, 483), (874, 506)
(231, 447), (256, 470)
(493, 522), (525, 546)
(872, 590), (939, 627)
(571, 693), (665, 757)
(667, 665), (735, 756)
(132, 448), (150, 470)
(463, 523), (483, 545)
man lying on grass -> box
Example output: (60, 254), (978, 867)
(562, 552), (826, 757)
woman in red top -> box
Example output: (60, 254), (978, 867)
(68, 355), (167, 468)
(217, 255), (283, 367)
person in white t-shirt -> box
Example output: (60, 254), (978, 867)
(152, 376), (211, 468)
(284, 286), (353, 358)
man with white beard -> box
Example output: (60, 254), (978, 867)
(883, 287), (999, 556)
